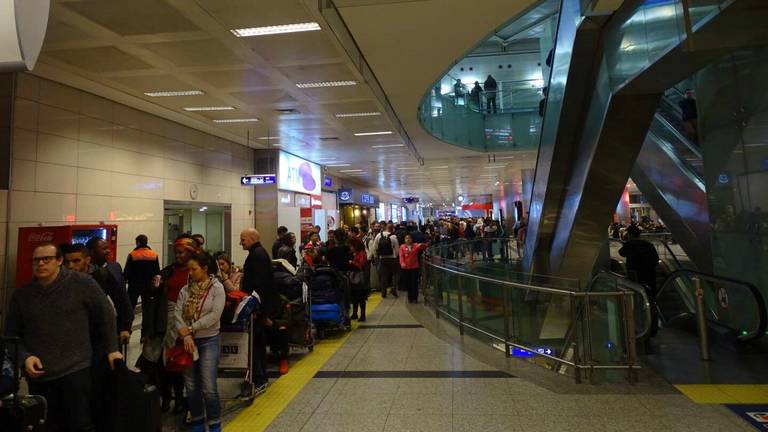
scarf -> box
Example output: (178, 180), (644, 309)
(183, 276), (212, 323)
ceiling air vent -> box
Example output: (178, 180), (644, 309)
(275, 108), (300, 114)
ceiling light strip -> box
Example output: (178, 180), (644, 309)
(334, 112), (381, 118)
(355, 131), (393, 136)
(230, 22), (321, 37)
(371, 144), (404, 148)
(145, 90), (204, 97)
(296, 80), (357, 89)
(212, 118), (260, 123)
(183, 106), (235, 112)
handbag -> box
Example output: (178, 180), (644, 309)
(349, 270), (365, 287)
(164, 341), (193, 373)
(165, 283), (212, 371)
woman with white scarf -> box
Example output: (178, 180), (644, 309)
(174, 253), (225, 432)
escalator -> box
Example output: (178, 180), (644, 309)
(630, 89), (712, 272)
(609, 237), (768, 382)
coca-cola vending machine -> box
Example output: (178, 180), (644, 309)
(16, 224), (118, 287)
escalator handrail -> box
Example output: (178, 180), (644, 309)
(646, 128), (705, 189)
(652, 113), (703, 160)
(658, 269), (767, 341)
(588, 271), (653, 341)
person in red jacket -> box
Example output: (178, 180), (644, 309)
(399, 234), (429, 303)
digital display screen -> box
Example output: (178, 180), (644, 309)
(278, 152), (321, 195)
(72, 228), (107, 245)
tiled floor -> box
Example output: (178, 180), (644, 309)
(260, 296), (754, 432)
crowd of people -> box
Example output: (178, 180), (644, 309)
(609, 220), (669, 241)
(4, 214), (527, 430)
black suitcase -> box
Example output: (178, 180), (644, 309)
(0, 337), (48, 431)
(107, 359), (161, 432)
(0, 394), (48, 431)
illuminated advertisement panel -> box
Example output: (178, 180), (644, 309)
(278, 152), (321, 195)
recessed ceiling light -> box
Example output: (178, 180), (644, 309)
(296, 80), (357, 89)
(355, 131), (393, 136)
(212, 118), (260, 123)
(145, 90), (204, 97)
(230, 22), (321, 37)
(371, 144), (404, 148)
(183, 106), (235, 112)
(339, 169), (363, 173)
(335, 112), (381, 118)
(328, 164), (351, 167)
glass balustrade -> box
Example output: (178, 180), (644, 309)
(422, 240), (643, 382)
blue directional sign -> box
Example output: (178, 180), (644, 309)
(241, 175), (276, 185)
(324, 176), (333, 187)
(511, 346), (554, 357)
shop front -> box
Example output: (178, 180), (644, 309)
(338, 188), (379, 228)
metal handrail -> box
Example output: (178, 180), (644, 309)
(657, 269), (767, 341)
(589, 272), (653, 341)
(422, 239), (641, 383)
(653, 112), (702, 160)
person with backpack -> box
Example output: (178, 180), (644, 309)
(372, 223), (400, 298)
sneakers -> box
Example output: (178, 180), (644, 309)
(254, 382), (268, 396)
(279, 359), (289, 375)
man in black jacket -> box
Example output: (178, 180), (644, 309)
(86, 237), (125, 293)
(272, 226), (288, 259)
(240, 228), (278, 392)
(618, 225), (660, 290)
(124, 234), (161, 309)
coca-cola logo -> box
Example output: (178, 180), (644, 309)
(28, 232), (55, 242)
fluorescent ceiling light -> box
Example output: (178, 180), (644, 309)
(484, 165), (506, 169)
(145, 90), (204, 97)
(258, 136), (279, 140)
(397, 167), (418, 170)
(431, 166), (449, 169)
(230, 22), (321, 37)
(183, 106), (235, 112)
(339, 169), (363, 173)
(296, 80), (357, 89)
(328, 164), (351, 167)
(354, 131), (393, 136)
(212, 118), (260, 123)
(335, 112), (381, 118)
(371, 144), (404, 148)
(495, 156), (516, 160)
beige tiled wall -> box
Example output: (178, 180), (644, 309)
(7, 74), (255, 286)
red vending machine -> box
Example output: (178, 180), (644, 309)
(16, 224), (118, 287)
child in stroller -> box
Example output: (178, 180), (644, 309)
(305, 249), (350, 338)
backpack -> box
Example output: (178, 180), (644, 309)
(376, 233), (394, 256)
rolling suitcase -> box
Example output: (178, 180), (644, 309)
(0, 337), (47, 431)
(107, 346), (162, 432)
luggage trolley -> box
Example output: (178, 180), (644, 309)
(217, 320), (256, 414)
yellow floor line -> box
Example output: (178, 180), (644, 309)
(225, 293), (384, 431)
(676, 384), (768, 404)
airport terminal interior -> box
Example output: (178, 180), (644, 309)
(1, 0), (768, 431)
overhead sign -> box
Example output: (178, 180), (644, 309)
(241, 174), (276, 185)
(338, 188), (353, 203)
(311, 195), (323, 209)
(278, 152), (321, 195)
(324, 176), (333, 188)
(361, 193), (375, 205)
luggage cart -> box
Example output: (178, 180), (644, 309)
(218, 320), (256, 414)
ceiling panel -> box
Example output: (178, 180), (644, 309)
(43, 46), (153, 72)
(244, 32), (340, 64)
(64, 0), (201, 36)
(229, 89), (295, 105)
(187, 68), (279, 90)
(109, 73), (197, 93)
(143, 39), (243, 67)
(277, 63), (356, 84)
(196, 0), (312, 29)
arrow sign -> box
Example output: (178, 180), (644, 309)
(241, 174), (276, 185)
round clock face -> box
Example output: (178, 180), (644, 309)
(190, 184), (199, 200)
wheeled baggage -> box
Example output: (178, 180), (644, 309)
(107, 359), (162, 432)
(0, 337), (47, 431)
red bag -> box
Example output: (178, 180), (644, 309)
(166, 284), (213, 372)
(221, 290), (247, 324)
(165, 341), (193, 372)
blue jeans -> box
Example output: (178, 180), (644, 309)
(183, 335), (221, 426)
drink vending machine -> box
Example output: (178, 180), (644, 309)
(16, 224), (118, 287)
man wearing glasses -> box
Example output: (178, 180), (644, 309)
(5, 243), (123, 431)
